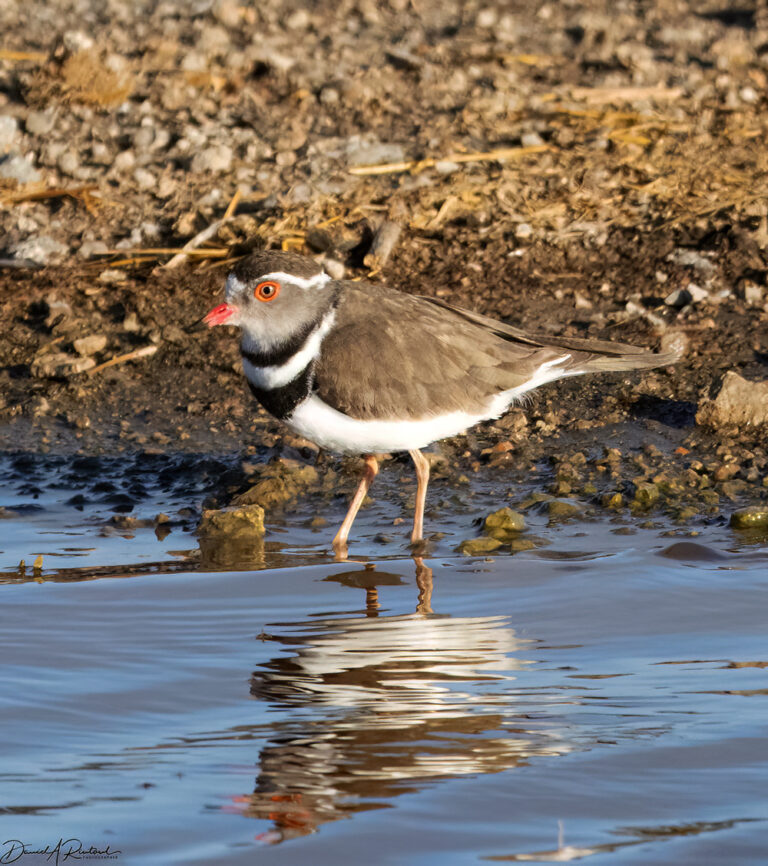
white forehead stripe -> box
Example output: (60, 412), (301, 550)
(226, 270), (329, 299)
(259, 271), (331, 290)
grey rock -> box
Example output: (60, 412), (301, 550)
(687, 282), (709, 302)
(664, 288), (692, 307)
(521, 131), (545, 147)
(98, 269), (127, 284)
(26, 110), (56, 136)
(113, 150), (136, 172)
(0, 152), (42, 184)
(667, 248), (715, 273)
(11, 236), (68, 265)
(346, 139), (405, 167)
(73, 334), (108, 356)
(123, 312), (141, 332)
(191, 144), (233, 174)
(58, 150), (80, 176)
(696, 371), (768, 428)
(134, 167), (156, 190)
(742, 282), (763, 306)
(31, 352), (95, 378)
(0, 116), (19, 153)
(515, 223), (533, 239)
(90, 142), (113, 165)
(62, 30), (94, 53)
(435, 160), (460, 175)
(78, 240), (109, 259)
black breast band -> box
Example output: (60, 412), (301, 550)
(246, 364), (312, 420)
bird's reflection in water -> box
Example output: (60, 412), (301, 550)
(233, 559), (570, 844)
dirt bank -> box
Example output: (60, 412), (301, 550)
(1, 0), (767, 520)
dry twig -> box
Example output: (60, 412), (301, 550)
(88, 345), (158, 376)
(348, 145), (550, 176)
(163, 189), (241, 269)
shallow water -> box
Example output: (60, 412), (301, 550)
(1, 454), (767, 864)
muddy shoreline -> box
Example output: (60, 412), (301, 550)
(1, 0), (767, 527)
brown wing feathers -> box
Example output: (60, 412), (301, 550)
(315, 284), (680, 420)
(420, 296), (683, 371)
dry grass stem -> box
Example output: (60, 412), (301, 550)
(349, 145), (550, 176)
(163, 189), (242, 269)
(88, 345), (158, 376)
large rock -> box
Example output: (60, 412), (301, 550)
(197, 504), (265, 567)
(484, 507), (525, 540)
(197, 504), (265, 537)
(730, 507), (768, 531)
(696, 371), (768, 428)
(234, 460), (320, 510)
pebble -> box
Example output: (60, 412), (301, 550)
(665, 288), (691, 308)
(686, 282), (709, 302)
(521, 131), (545, 147)
(547, 500), (581, 520)
(515, 223), (533, 239)
(213, 0), (241, 27)
(99, 268), (127, 284)
(122, 312), (141, 332)
(458, 536), (503, 555)
(134, 167), (156, 190)
(73, 334), (108, 356)
(632, 483), (660, 509)
(62, 30), (94, 53)
(346, 139), (405, 167)
(113, 150), (136, 172)
(78, 240), (109, 259)
(26, 109), (57, 136)
(742, 282), (763, 306)
(58, 150), (80, 176)
(11, 235), (68, 265)
(667, 248), (715, 273)
(0, 116), (19, 153)
(730, 507), (768, 530)
(191, 145), (233, 174)
(484, 507), (526, 540)
(321, 257), (345, 280)
(31, 353), (95, 377)
(0, 152), (42, 184)
(696, 370), (768, 428)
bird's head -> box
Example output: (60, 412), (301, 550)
(204, 252), (336, 351)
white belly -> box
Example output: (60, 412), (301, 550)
(285, 392), (515, 454)
(280, 355), (579, 455)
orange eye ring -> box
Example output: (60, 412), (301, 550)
(254, 280), (280, 302)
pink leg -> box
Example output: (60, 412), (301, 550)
(409, 448), (430, 544)
(332, 455), (379, 555)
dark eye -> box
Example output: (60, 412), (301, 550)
(254, 280), (280, 302)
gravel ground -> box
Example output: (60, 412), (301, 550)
(1, 0), (767, 521)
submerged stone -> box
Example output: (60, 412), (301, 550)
(458, 536), (503, 555)
(730, 507), (768, 530)
(198, 504), (265, 537)
(197, 504), (265, 567)
(509, 538), (537, 552)
(547, 500), (581, 520)
(631, 483), (660, 510)
(484, 507), (525, 540)
(602, 492), (624, 509)
(235, 461), (319, 510)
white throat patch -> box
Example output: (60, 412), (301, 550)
(241, 309), (336, 390)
